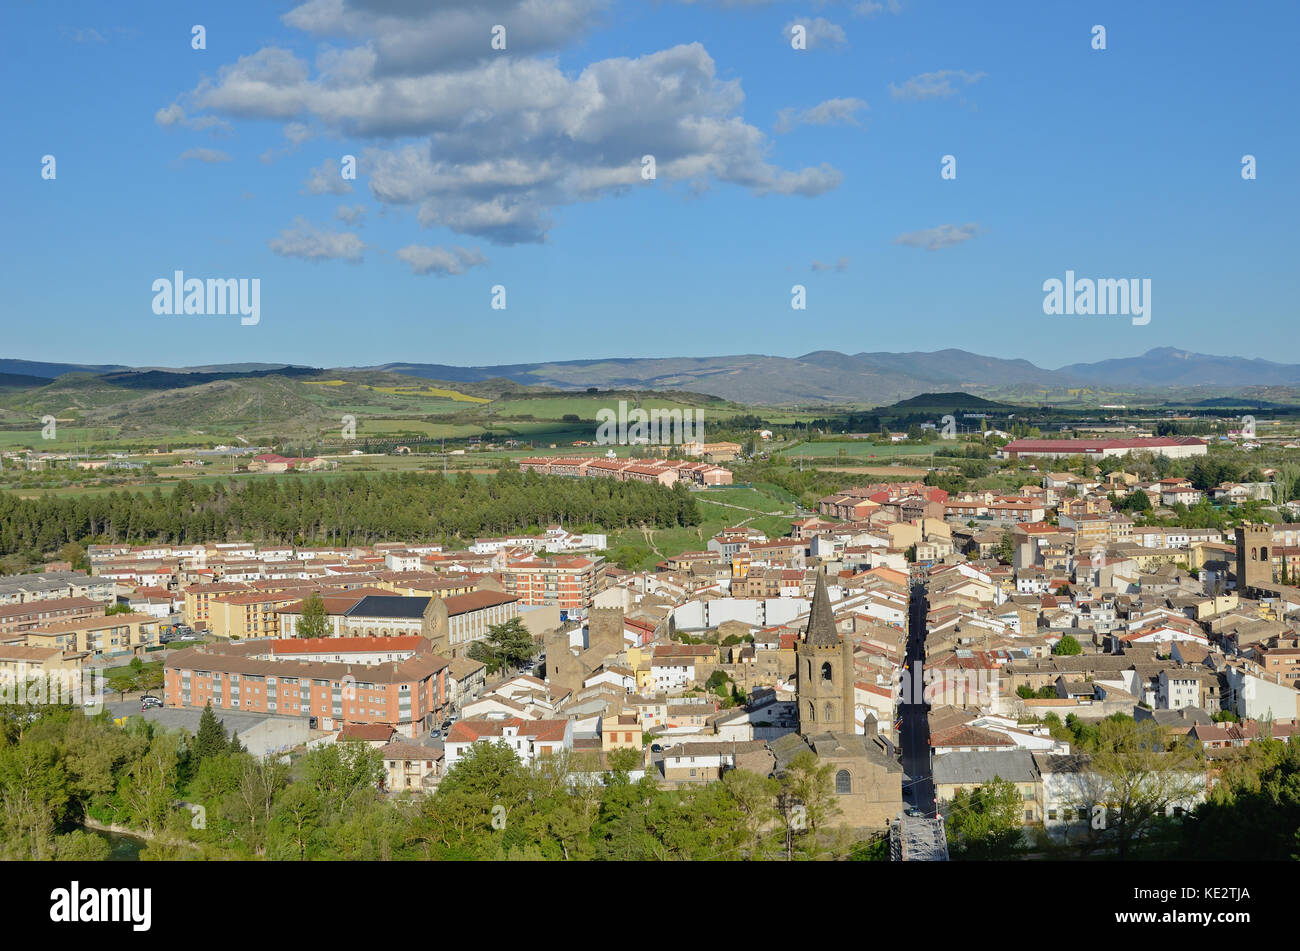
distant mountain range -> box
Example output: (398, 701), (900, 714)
(360, 347), (1300, 405)
(3, 348), (1299, 406)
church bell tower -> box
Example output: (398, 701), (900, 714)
(797, 568), (856, 735)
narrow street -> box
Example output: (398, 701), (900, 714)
(900, 580), (935, 817)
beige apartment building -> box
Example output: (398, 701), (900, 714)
(0, 644), (86, 679)
(207, 592), (302, 639)
(24, 613), (162, 658)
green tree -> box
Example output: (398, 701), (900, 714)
(192, 702), (229, 766)
(52, 829), (112, 861)
(944, 776), (1026, 860)
(301, 742), (384, 813)
(0, 740), (70, 860)
(59, 541), (87, 571)
(137, 666), (164, 693)
(1180, 738), (1300, 860)
(119, 732), (181, 835)
(721, 768), (778, 859)
(995, 530), (1016, 564)
(297, 593), (329, 639)
(226, 755), (289, 856)
(1082, 718), (1204, 860)
(775, 750), (841, 859)
(484, 616), (535, 673)
(415, 741), (534, 859)
(268, 783), (324, 860)
(1053, 635), (1083, 656)
(1120, 489), (1151, 513)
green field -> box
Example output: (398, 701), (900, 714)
(604, 484), (796, 569)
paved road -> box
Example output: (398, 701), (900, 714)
(900, 581), (935, 817)
(85, 697), (296, 736)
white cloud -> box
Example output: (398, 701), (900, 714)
(889, 69), (986, 102)
(173, 11), (844, 244)
(155, 103), (186, 127)
(269, 218), (365, 261)
(893, 223), (983, 250)
(155, 102), (232, 133)
(395, 244), (488, 276)
(775, 97), (867, 134)
(336, 204), (367, 225)
(283, 0), (609, 76)
(303, 158), (353, 195)
(284, 122), (314, 145)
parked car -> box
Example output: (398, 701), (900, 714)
(429, 729), (441, 739)
(140, 697), (163, 710)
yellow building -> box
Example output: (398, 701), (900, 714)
(25, 613), (161, 658)
(601, 713), (643, 751)
(207, 593), (301, 639)
(0, 644), (84, 678)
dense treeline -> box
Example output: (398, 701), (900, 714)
(0, 704), (883, 861)
(0, 469), (700, 556)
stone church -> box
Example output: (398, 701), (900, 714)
(771, 568), (904, 829)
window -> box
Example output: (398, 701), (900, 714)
(824, 702), (833, 722)
(835, 770), (851, 794)
(821, 662), (833, 681)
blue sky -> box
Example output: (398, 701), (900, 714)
(3, 0), (1297, 370)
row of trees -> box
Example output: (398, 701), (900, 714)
(9, 698), (1300, 862)
(0, 700), (882, 861)
(0, 468), (701, 560)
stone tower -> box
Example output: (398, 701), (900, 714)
(1236, 523), (1275, 590)
(797, 568), (856, 735)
